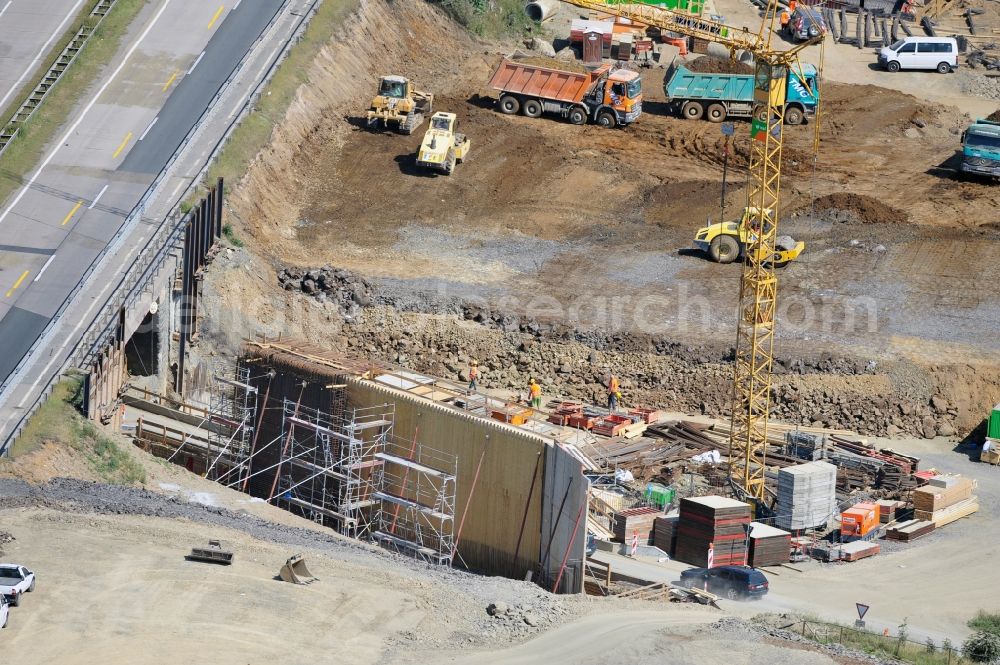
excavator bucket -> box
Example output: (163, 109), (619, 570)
(279, 554), (318, 585)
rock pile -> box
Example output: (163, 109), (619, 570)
(278, 265), (963, 439)
(0, 530), (13, 557)
(277, 265), (374, 313)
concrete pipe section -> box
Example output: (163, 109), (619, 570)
(525, 0), (559, 22)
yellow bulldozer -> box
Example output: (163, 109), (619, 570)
(694, 207), (804, 266)
(366, 75), (434, 135)
(415, 112), (470, 175)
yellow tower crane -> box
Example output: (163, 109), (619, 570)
(554, 0), (824, 501)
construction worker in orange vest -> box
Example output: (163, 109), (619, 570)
(468, 360), (479, 393)
(528, 378), (542, 409)
(607, 374), (620, 412)
(780, 8), (791, 30)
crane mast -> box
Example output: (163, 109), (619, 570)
(555, 0), (823, 500)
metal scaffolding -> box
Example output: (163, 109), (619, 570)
(372, 436), (457, 566)
(275, 400), (394, 539)
(206, 361), (257, 485)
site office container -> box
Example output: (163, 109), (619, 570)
(841, 502), (880, 537)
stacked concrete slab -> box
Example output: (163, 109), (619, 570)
(775, 461), (837, 532)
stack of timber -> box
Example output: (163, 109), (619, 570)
(653, 514), (678, 557)
(612, 506), (661, 543)
(675, 496), (751, 568)
(885, 519), (936, 542)
(747, 522), (791, 567)
(912, 475), (978, 527)
(775, 462), (838, 532)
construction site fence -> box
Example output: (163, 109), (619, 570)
(796, 619), (968, 665)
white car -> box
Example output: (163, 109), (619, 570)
(0, 565), (35, 607)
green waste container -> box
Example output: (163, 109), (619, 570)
(645, 483), (675, 508)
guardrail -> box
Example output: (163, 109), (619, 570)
(0, 0), (321, 455)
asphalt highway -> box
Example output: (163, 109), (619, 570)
(0, 0), (285, 384)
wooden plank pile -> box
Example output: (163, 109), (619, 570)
(775, 462), (838, 531)
(653, 515), (678, 557)
(885, 519), (936, 542)
(913, 475), (975, 513)
(747, 522), (791, 567)
(612, 506), (661, 543)
(912, 475), (979, 528)
(675, 496), (751, 568)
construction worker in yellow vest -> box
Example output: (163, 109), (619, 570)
(529, 378), (542, 409)
(607, 374), (620, 412)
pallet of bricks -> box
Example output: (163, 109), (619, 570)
(912, 474), (978, 528)
(674, 496), (751, 567)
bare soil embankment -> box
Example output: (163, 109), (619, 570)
(209, 0), (1000, 440)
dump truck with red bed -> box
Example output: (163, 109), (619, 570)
(488, 56), (642, 128)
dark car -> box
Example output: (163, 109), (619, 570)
(784, 7), (826, 43)
(678, 565), (769, 600)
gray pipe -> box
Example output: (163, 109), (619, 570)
(525, 0), (559, 22)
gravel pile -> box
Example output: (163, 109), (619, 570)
(958, 71), (1000, 101)
(707, 616), (904, 664)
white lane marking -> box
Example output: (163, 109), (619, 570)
(139, 116), (159, 141)
(0, 0), (174, 227)
(33, 254), (56, 282)
(188, 50), (205, 74)
(233, 0), (241, 9)
(88, 184), (109, 209)
(0, 0), (86, 111)
(169, 178), (186, 201)
(0, 2), (13, 20)
(15, 223), (155, 409)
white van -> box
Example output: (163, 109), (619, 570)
(878, 37), (958, 73)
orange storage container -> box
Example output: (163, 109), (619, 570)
(841, 502), (880, 537)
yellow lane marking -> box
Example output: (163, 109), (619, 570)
(162, 70), (178, 92)
(207, 4), (224, 29)
(61, 200), (83, 226)
(5, 270), (29, 298)
(112, 131), (133, 158)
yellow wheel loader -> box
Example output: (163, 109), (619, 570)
(415, 112), (470, 176)
(693, 207), (804, 266)
(367, 75), (434, 135)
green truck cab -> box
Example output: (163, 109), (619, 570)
(960, 119), (1000, 179)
